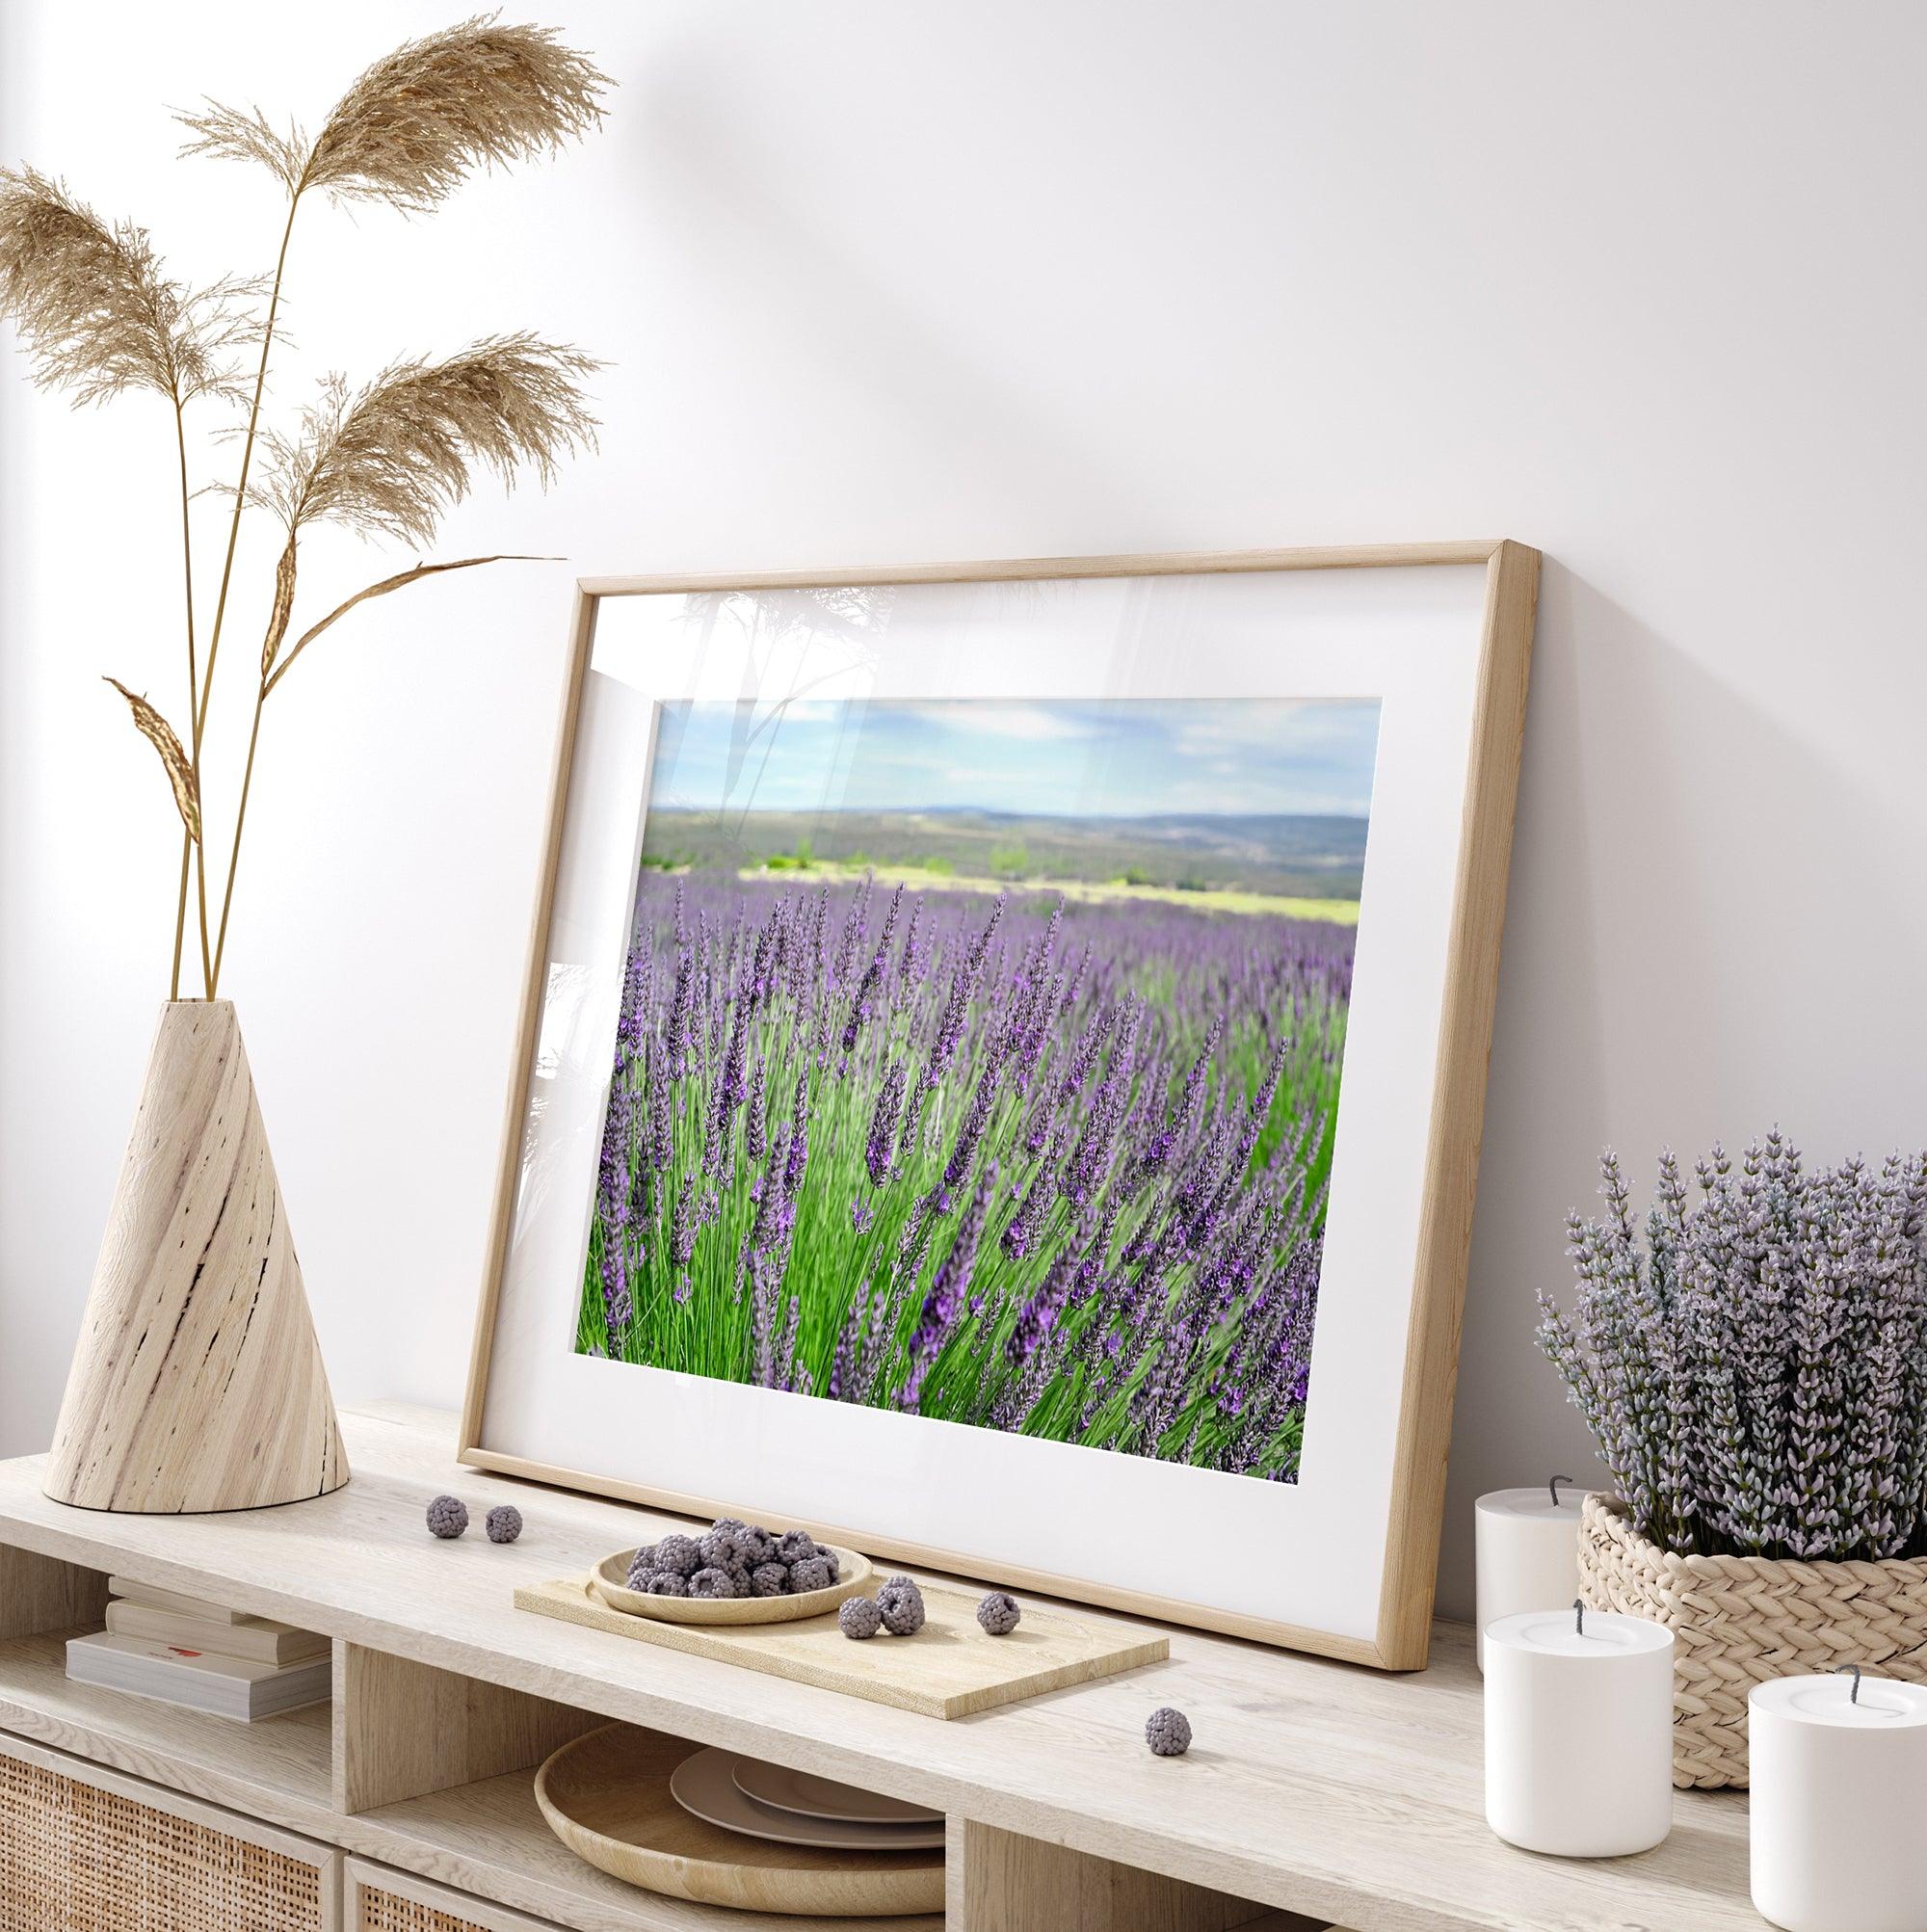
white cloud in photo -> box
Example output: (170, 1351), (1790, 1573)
(650, 697), (1382, 820)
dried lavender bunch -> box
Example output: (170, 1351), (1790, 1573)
(1537, 1135), (1927, 1561)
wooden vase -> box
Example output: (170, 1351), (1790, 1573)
(44, 1001), (348, 1513)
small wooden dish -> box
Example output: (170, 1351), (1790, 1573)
(593, 1544), (871, 1626)
(534, 1724), (944, 1918)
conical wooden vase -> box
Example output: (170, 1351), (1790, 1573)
(44, 1001), (348, 1513)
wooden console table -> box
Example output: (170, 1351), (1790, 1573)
(0, 1403), (1762, 1931)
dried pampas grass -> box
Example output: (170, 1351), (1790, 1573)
(242, 333), (596, 677)
(179, 14), (607, 212)
(257, 333), (599, 543)
(104, 679), (200, 842)
(0, 168), (255, 408)
(3, 16), (608, 999)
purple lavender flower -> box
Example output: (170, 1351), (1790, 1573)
(866, 1064), (906, 1186)
(925, 892), (1006, 1087)
(582, 868), (1354, 1487)
(840, 884), (905, 1053)
(942, 1063), (1001, 1193)
(597, 1242), (633, 1336)
(784, 1075), (810, 1196)
(746, 1053), (768, 1161)
(663, 943), (696, 1078)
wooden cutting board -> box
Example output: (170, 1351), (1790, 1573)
(515, 1574), (1167, 1719)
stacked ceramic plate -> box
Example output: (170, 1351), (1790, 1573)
(670, 1748), (944, 1851)
(534, 1725), (946, 1916)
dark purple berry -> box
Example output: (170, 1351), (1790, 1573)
(976, 1590), (1020, 1635)
(426, 1495), (467, 1539)
(654, 1534), (701, 1576)
(1146, 1707), (1192, 1756)
(838, 1596), (883, 1639)
(877, 1575), (926, 1635)
(788, 1554), (834, 1594)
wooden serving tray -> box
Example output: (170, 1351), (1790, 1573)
(515, 1574), (1168, 1719)
(534, 1724), (943, 1918)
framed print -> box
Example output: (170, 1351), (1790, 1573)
(460, 542), (1539, 1669)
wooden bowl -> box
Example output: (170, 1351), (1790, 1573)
(534, 1724), (944, 1918)
(593, 1543), (871, 1626)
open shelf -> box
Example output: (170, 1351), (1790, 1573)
(0, 1626), (333, 1832)
(9, 1405), (1755, 1931)
(358, 1761), (943, 1932)
(0, 1626), (938, 1932)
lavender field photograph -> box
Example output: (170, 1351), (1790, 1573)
(580, 697), (1381, 1483)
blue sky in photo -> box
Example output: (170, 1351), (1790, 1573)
(647, 698), (1382, 820)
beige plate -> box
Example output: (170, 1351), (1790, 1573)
(671, 1748), (944, 1850)
(593, 1543), (871, 1625)
(734, 1758), (941, 1828)
(535, 1725), (944, 1919)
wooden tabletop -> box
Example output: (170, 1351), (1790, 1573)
(0, 1404), (1760, 1932)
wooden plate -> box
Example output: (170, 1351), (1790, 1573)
(670, 1747), (945, 1849)
(534, 1724), (944, 1918)
(592, 1543), (871, 1626)
(733, 1759), (941, 1828)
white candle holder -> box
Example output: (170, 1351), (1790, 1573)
(1484, 1601), (1674, 1857)
(1750, 1668), (1927, 1932)
(1474, 1478), (1587, 1672)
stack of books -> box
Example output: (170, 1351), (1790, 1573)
(66, 1576), (330, 1722)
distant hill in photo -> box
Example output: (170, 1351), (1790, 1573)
(641, 806), (1369, 901)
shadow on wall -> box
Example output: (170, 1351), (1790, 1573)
(611, 59), (1169, 542)
(1438, 557), (1919, 1619)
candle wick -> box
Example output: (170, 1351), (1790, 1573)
(1573, 1597), (1585, 1639)
(1837, 1663), (1863, 1706)
(1550, 1474), (1573, 1509)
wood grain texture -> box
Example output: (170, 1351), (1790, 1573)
(458, 544), (1543, 1671)
(575, 542), (1504, 598)
(0, 1628), (921, 1932)
(0, 1628), (335, 1828)
(0, 1543), (107, 1639)
(534, 1725), (945, 1918)
(334, 1641), (599, 1813)
(1373, 539), (1541, 1670)
(471, 1446), (1382, 1668)
(520, 1575), (1165, 1720)
(361, 1763), (942, 1932)
(349, 1857), (564, 1932)
(946, 1818), (1287, 1931)
(458, 583), (598, 1465)
(43, 999), (347, 1514)
(0, 1406), (1764, 1931)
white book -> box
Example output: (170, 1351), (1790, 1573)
(106, 1577), (254, 1624)
(66, 1630), (330, 1722)
(104, 1600), (328, 1667)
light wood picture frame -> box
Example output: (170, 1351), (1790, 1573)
(459, 542), (1539, 1669)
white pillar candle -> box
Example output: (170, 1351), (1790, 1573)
(1484, 1604), (1674, 1857)
(1474, 1480), (1587, 1671)
(1750, 1671), (1927, 1932)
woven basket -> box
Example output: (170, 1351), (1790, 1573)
(1578, 1493), (1927, 1787)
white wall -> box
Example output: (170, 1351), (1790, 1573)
(4, 2), (1924, 1623)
